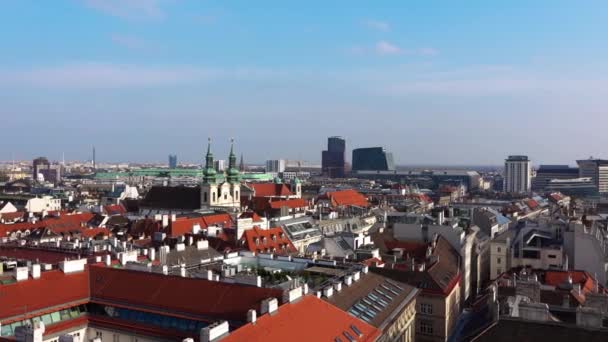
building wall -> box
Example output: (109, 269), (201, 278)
(490, 241), (508, 279)
(415, 282), (460, 342)
(87, 327), (165, 342)
(377, 296), (417, 342)
(25, 196), (62, 213)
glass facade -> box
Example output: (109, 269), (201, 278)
(351, 147), (395, 172)
(322, 137), (346, 178)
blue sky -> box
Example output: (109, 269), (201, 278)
(2, 0), (608, 165)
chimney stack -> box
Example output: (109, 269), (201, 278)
(261, 298), (278, 315)
(247, 309), (257, 324)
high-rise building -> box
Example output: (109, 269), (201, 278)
(577, 158), (608, 194)
(214, 160), (226, 172)
(321, 136), (346, 178)
(168, 154), (177, 169)
(503, 155), (531, 194)
(531, 165), (579, 192)
(32, 157), (50, 181)
(265, 159), (286, 173)
(351, 147), (395, 172)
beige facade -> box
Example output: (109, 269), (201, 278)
(416, 282), (461, 342)
(377, 296), (417, 342)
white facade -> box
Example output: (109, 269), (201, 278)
(201, 181), (241, 210)
(265, 159), (286, 173)
(504, 155), (531, 194)
(26, 196), (61, 213)
(214, 160), (226, 172)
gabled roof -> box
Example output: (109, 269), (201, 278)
(269, 198), (308, 210)
(240, 226), (297, 254)
(89, 266), (283, 322)
(223, 295), (380, 342)
(248, 183), (293, 197)
(322, 189), (369, 208)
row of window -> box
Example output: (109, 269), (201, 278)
(94, 305), (208, 333)
(0, 305), (85, 337)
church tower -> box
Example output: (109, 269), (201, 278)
(225, 139), (241, 206)
(201, 138), (218, 208)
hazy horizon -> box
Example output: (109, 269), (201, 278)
(2, 1), (608, 166)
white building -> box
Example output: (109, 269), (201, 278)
(577, 158), (608, 194)
(214, 159), (226, 172)
(265, 159), (286, 173)
(25, 196), (61, 213)
(504, 155), (531, 194)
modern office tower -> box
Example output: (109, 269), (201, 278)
(531, 165), (579, 192)
(503, 155), (531, 193)
(321, 136), (346, 178)
(351, 147), (395, 172)
(265, 159), (286, 173)
(577, 158), (608, 194)
(546, 178), (598, 197)
(168, 154), (178, 169)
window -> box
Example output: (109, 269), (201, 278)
(420, 303), (433, 314)
(113, 334), (120, 342)
(548, 254), (557, 259)
(497, 257), (501, 265)
(419, 319), (433, 335)
(224, 192), (228, 200)
(96, 331), (103, 338)
(497, 268), (502, 276)
(497, 247), (501, 253)
(203, 192), (208, 202)
(212, 192), (216, 202)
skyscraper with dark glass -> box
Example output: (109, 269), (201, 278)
(322, 136), (346, 178)
(351, 147), (395, 172)
(168, 154), (177, 169)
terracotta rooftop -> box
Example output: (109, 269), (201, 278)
(240, 226), (297, 254)
(0, 213), (94, 238)
(89, 265), (284, 322)
(223, 295), (380, 342)
(322, 189), (369, 208)
(0, 269), (90, 323)
(248, 183), (293, 198)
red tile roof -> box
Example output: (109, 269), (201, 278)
(0, 247), (91, 264)
(223, 295), (380, 342)
(240, 227), (297, 254)
(526, 199), (539, 210)
(323, 189), (368, 208)
(103, 204), (126, 216)
(0, 213), (94, 238)
(167, 213), (234, 238)
(81, 227), (111, 238)
(544, 270), (595, 295)
(89, 265), (284, 321)
(0, 269), (90, 322)
(249, 183), (293, 197)
(269, 198), (308, 210)
(0, 212), (25, 222)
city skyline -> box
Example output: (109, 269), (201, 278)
(2, 1), (608, 164)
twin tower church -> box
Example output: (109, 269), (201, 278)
(200, 138), (241, 209)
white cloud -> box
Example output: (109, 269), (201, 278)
(364, 19), (390, 32)
(83, 0), (164, 20)
(375, 41), (402, 55)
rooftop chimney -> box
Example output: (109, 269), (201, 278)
(323, 286), (334, 298)
(200, 321), (229, 342)
(30, 264), (41, 280)
(247, 309), (257, 324)
(261, 298), (278, 315)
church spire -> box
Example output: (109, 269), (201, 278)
(202, 138), (217, 184)
(239, 153), (245, 172)
(227, 138), (240, 184)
